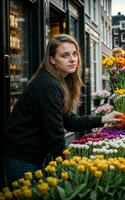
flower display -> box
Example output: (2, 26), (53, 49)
(102, 48), (125, 126)
(102, 47), (125, 92)
(71, 126), (125, 158)
(94, 104), (113, 116)
(2, 148), (125, 200)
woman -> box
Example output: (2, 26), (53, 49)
(3, 34), (123, 186)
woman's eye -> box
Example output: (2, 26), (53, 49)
(61, 54), (68, 58)
(73, 52), (78, 56)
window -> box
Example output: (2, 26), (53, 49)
(121, 32), (125, 42)
(114, 37), (119, 47)
(70, 17), (78, 38)
(101, 17), (104, 42)
(91, 0), (98, 24)
(104, 0), (106, 11)
(120, 22), (125, 29)
(10, 0), (29, 109)
(122, 44), (125, 50)
(91, 40), (97, 91)
(101, 0), (104, 6)
(114, 29), (119, 35)
(69, 3), (78, 39)
(107, 0), (111, 17)
(85, 0), (91, 16)
(104, 22), (107, 44)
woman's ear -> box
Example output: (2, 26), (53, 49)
(50, 56), (55, 64)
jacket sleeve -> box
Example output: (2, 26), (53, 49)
(63, 112), (103, 132)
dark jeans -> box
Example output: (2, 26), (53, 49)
(3, 155), (45, 188)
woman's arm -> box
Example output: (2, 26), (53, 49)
(63, 112), (103, 132)
(63, 111), (123, 132)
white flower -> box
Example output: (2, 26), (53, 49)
(87, 141), (93, 145)
(109, 165), (115, 170)
(90, 155), (96, 159)
(113, 149), (118, 153)
(104, 149), (110, 154)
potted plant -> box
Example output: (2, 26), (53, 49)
(92, 91), (104, 107)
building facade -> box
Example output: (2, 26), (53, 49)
(112, 12), (125, 50)
(85, 0), (102, 113)
(84, 0), (112, 111)
(101, 0), (112, 90)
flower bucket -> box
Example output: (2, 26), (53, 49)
(104, 97), (108, 104)
(93, 99), (101, 107)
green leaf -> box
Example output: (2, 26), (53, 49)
(90, 191), (97, 200)
(117, 191), (122, 200)
(104, 184), (109, 193)
(105, 191), (114, 197)
(78, 188), (91, 199)
(32, 187), (42, 197)
(57, 186), (66, 200)
(97, 185), (103, 193)
(120, 186), (125, 190)
(65, 183), (86, 200)
(68, 171), (75, 181)
(64, 181), (73, 196)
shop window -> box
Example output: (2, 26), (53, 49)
(50, 22), (60, 35)
(49, 7), (66, 38)
(69, 3), (78, 39)
(10, 0), (29, 110)
(70, 17), (77, 38)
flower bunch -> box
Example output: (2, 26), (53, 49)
(2, 149), (125, 199)
(110, 89), (125, 113)
(70, 126), (125, 158)
(102, 89), (110, 98)
(94, 104), (113, 116)
(102, 47), (125, 92)
(102, 47), (125, 127)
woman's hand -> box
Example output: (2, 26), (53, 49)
(102, 111), (124, 124)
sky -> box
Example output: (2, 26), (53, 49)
(112, 0), (125, 15)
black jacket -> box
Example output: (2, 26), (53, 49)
(4, 71), (102, 164)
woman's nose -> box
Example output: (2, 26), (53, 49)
(69, 54), (75, 61)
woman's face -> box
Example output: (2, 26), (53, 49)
(50, 42), (78, 77)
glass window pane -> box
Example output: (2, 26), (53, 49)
(10, 0), (29, 110)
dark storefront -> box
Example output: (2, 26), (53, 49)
(0, 0), (85, 188)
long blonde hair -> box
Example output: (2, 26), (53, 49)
(29, 34), (83, 115)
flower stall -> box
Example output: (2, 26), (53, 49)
(1, 48), (125, 200)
